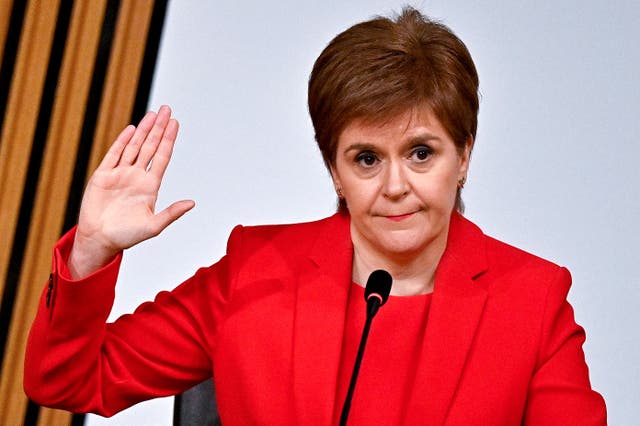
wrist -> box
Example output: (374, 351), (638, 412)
(68, 231), (119, 280)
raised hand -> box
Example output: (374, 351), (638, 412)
(68, 105), (195, 279)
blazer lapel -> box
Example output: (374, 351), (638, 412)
(405, 213), (489, 424)
(292, 213), (352, 424)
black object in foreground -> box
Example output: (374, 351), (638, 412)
(339, 269), (393, 426)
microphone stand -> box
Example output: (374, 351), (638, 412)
(339, 297), (383, 426)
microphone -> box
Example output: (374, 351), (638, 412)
(339, 269), (393, 426)
(364, 269), (392, 317)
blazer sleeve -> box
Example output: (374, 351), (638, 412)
(523, 267), (607, 425)
(24, 225), (244, 417)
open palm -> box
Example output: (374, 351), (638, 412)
(70, 106), (194, 278)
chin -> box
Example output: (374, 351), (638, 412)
(377, 233), (431, 256)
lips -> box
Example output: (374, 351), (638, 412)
(385, 212), (415, 221)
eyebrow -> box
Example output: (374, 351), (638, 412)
(343, 143), (377, 154)
(407, 134), (441, 145)
(342, 133), (442, 154)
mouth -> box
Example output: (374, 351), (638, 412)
(384, 212), (416, 222)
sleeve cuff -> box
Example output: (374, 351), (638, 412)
(53, 226), (123, 284)
(47, 227), (124, 327)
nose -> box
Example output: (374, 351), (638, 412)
(382, 160), (410, 200)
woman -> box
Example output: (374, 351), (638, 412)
(24, 7), (606, 425)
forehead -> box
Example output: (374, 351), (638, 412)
(338, 107), (451, 147)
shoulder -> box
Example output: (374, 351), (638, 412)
(456, 214), (571, 297)
(220, 212), (350, 277)
(483, 233), (564, 277)
(226, 212), (348, 253)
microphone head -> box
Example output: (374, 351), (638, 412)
(364, 269), (393, 306)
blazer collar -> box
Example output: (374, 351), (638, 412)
(292, 211), (489, 424)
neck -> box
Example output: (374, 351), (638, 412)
(350, 231), (448, 296)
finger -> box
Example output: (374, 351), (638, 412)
(149, 118), (179, 179)
(119, 111), (158, 165)
(135, 105), (172, 169)
(97, 125), (136, 170)
(148, 200), (195, 236)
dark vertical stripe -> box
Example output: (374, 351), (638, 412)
(23, 399), (39, 426)
(0, 0), (74, 365)
(0, 0), (28, 152)
(173, 393), (182, 426)
(70, 410), (87, 426)
(131, 0), (168, 123)
(62, 0), (121, 234)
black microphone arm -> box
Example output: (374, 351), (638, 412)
(339, 269), (392, 426)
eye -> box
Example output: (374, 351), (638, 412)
(410, 146), (432, 162)
(355, 151), (379, 168)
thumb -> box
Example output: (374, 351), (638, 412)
(150, 199), (196, 236)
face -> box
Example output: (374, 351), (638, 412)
(330, 107), (471, 262)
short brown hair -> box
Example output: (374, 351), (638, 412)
(308, 7), (479, 212)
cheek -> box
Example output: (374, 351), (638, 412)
(339, 173), (381, 209)
(344, 183), (379, 213)
(439, 176), (459, 205)
(414, 171), (458, 208)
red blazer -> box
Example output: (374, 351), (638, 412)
(24, 212), (606, 425)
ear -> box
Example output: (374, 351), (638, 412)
(458, 136), (474, 176)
